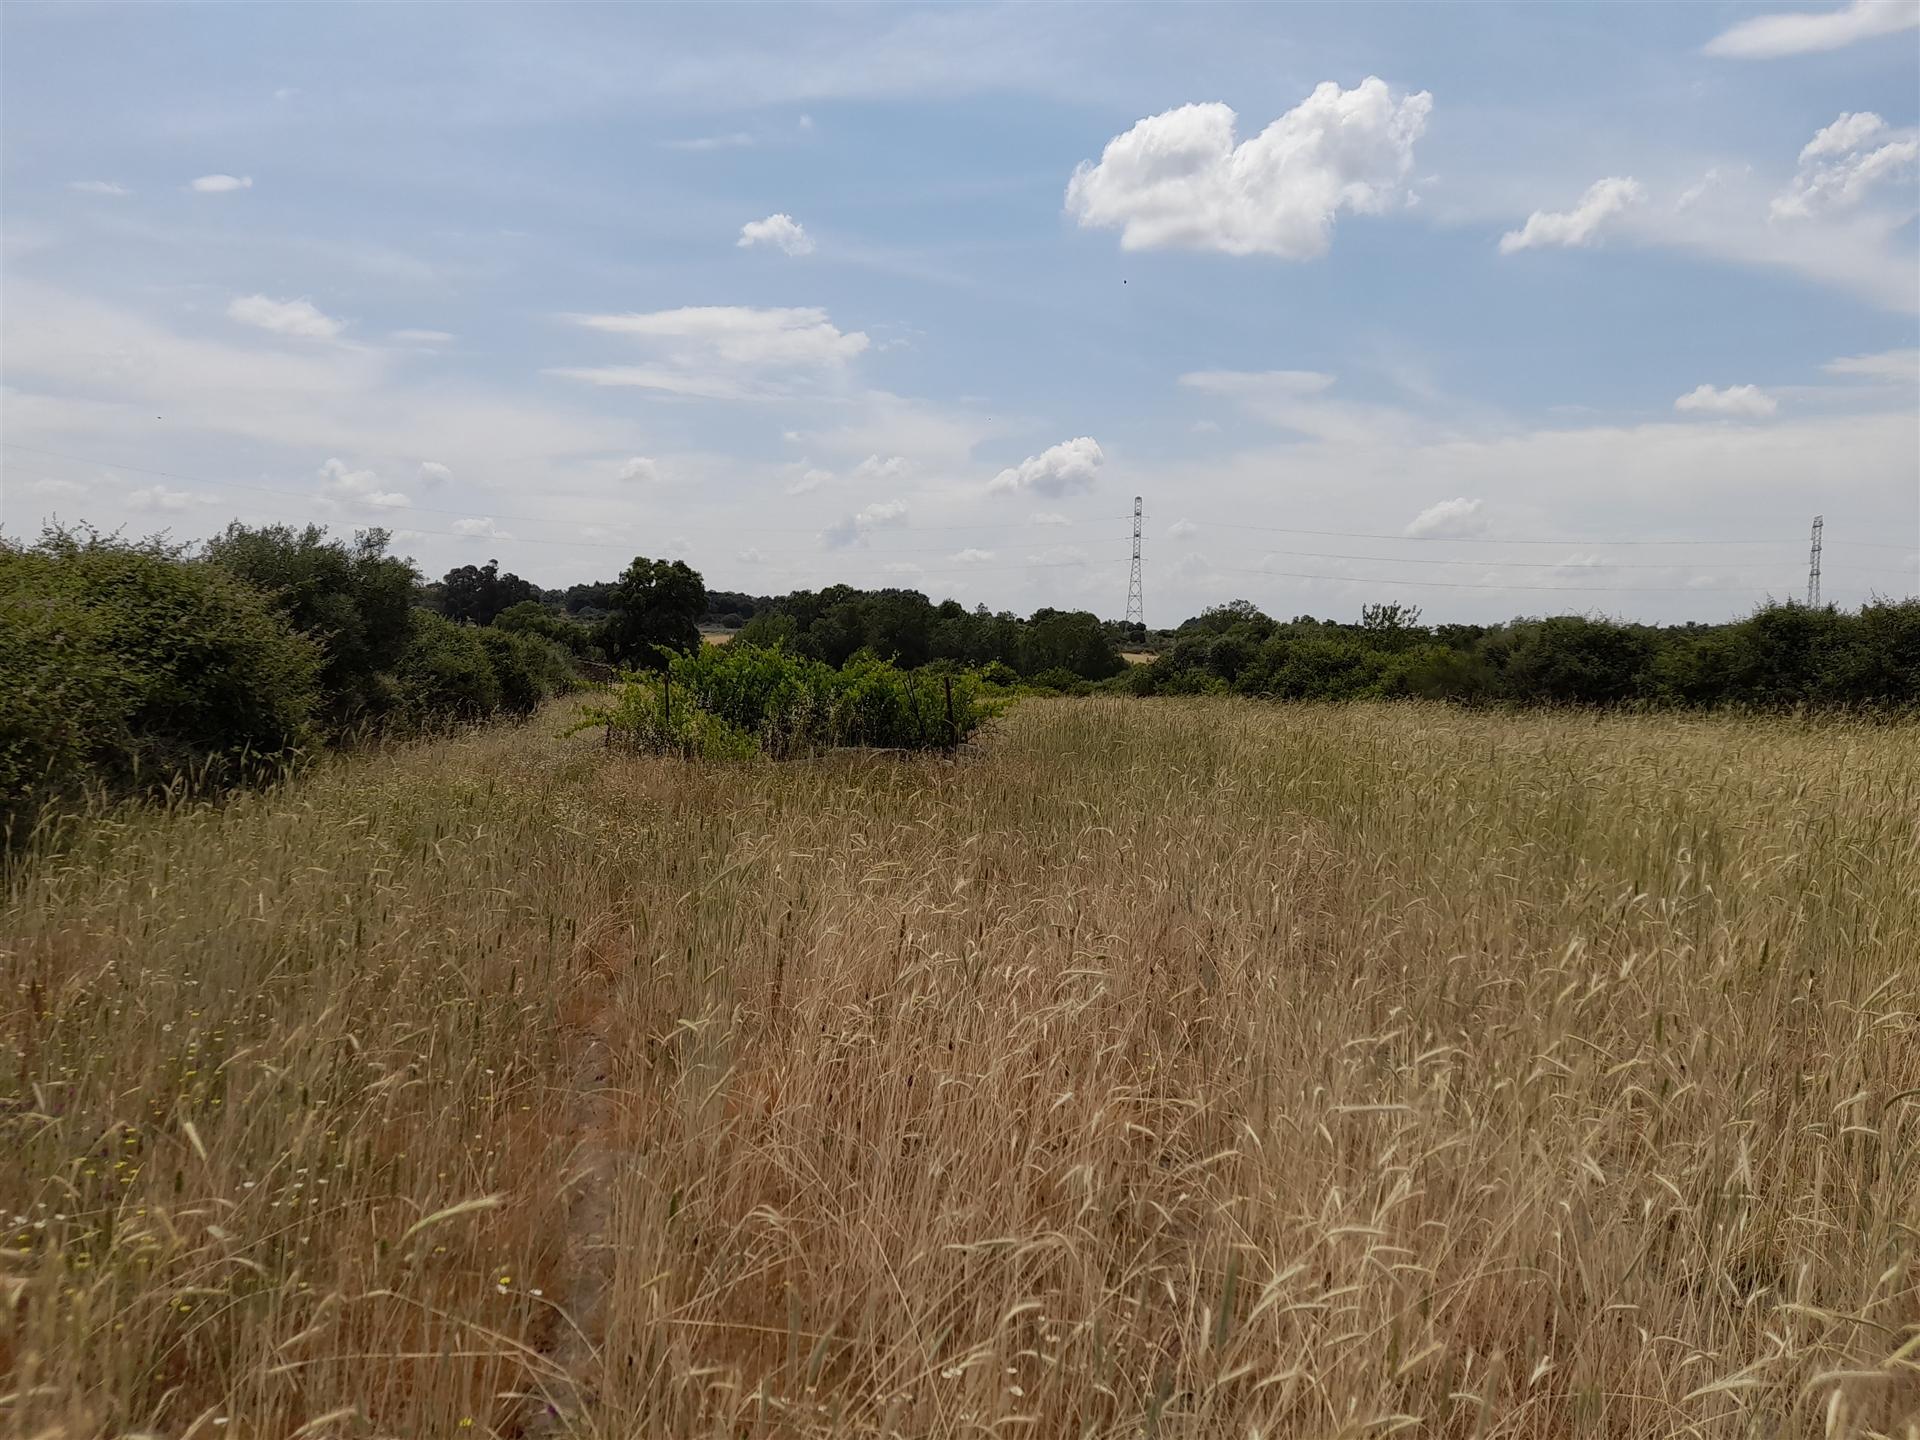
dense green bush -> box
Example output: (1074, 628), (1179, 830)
(582, 641), (990, 759)
(392, 610), (502, 721)
(493, 599), (601, 658)
(1, 529), (322, 829)
(477, 627), (576, 715)
(203, 522), (417, 729)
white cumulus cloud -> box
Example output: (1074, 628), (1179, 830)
(1499, 177), (1645, 253)
(1674, 383), (1778, 418)
(1065, 77), (1432, 259)
(951, 548), (996, 563)
(1405, 497), (1489, 538)
(738, 213), (815, 256)
(852, 454), (912, 483)
(190, 174), (253, 193)
(616, 456), (661, 483)
(418, 460), (452, 486)
(988, 437), (1104, 496)
(1772, 112), (1918, 219)
(392, 328), (454, 345)
(452, 517), (512, 540)
(1169, 519), (1200, 540)
(68, 180), (130, 196)
(1031, 512), (1070, 526)
(1704, 0), (1919, 58)
(227, 294), (343, 341)
(320, 457), (409, 510)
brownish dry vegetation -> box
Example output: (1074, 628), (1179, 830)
(4, 698), (1918, 1438)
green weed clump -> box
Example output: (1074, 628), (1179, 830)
(580, 641), (992, 758)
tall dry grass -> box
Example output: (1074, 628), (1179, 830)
(3, 698), (1918, 1438)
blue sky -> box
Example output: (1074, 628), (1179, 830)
(3, 1), (1917, 624)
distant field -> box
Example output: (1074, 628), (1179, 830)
(7, 699), (1918, 1437)
(1121, 650), (1157, 665)
(699, 629), (733, 645)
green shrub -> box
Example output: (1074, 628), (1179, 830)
(493, 599), (601, 658)
(580, 642), (990, 759)
(477, 628), (575, 715)
(392, 610), (501, 722)
(0, 528), (321, 829)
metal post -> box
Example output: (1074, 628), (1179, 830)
(1807, 514), (1823, 607)
(1124, 495), (1144, 628)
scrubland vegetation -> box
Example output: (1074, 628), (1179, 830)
(5, 697), (1918, 1437)
(584, 641), (992, 759)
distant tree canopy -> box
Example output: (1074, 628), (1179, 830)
(733, 586), (1125, 681)
(599, 556), (707, 667)
(440, 559), (540, 626)
(1125, 598), (1920, 711)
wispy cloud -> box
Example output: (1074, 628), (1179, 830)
(1674, 383), (1777, 418)
(1500, 177), (1644, 254)
(659, 132), (756, 152)
(1704, 0), (1919, 58)
(1824, 348), (1920, 382)
(553, 305), (868, 399)
(68, 180), (130, 197)
(189, 174), (253, 194)
(822, 498), (910, 548)
(1404, 497), (1488, 537)
(227, 294), (344, 341)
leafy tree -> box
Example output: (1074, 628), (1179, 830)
(203, 522), (417, 726)
(599, 556), (706, 667)
(1019, 609), (1126, 680)
(440, 559), (539, 626)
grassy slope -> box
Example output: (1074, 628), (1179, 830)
(4, 699), (1918, 1438)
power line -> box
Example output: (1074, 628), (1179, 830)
(1175, 516), (1828, 548)
(1221, 542), (1911, 576)
(1207, 564), (1782, 595)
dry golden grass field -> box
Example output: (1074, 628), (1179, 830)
(4, 698), (1919, 1439)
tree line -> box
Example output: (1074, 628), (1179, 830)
(8, 520), (1916, 842)
(1116, 599), (1920, 710)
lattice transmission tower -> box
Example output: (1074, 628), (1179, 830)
(1124, 496), (1144, 627)
(1807, 514), (1823, 607)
